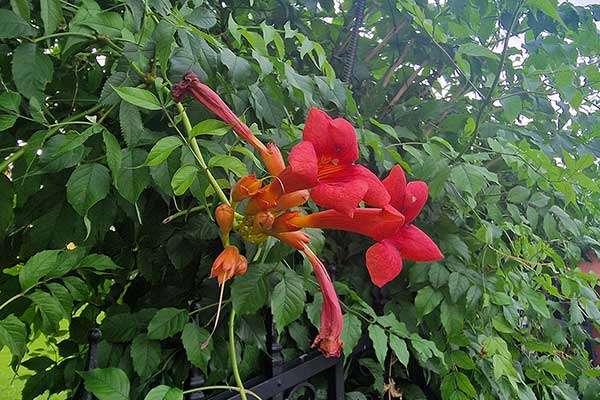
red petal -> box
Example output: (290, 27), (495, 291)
(310, 181), (368, 217)
(402, 181), (428, 223)
(365, 240), (403, 287)
(391, 225), (443, 262)
(320, 165), (390, 208)
(303, 108), (358, 164)
(383, 165), (407, 211)
(278, 141), (318, 193)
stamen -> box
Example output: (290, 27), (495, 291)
(202, 281), (227, 349)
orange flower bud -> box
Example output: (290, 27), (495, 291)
(232, 174), (262, 202)
(210, 246), (248, 284)
(271, 211), (302, 233)
(259, 143), (285, 176)
(275, 190), (310, 211)
(215, 204), (234, 235)
(253, 211), (275, 231)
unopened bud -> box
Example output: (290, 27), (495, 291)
(215, 204), (234, 235)
(275, 190), (310, 211)
(260, 143), (285, 176)
(253, 211), (275, 231)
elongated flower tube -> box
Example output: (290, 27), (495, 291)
(302, 245), (343, 358)
(172, 72), (285, 176)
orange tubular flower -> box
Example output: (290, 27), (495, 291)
(210, 246), (248, 285)
(215, 204), (234, 235)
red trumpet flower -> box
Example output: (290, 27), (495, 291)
(283, 165), (443, 287)
(278, 108), (390, 216)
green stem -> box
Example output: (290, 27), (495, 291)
(228, 310), (248, 400)
(453, 0), (523, 162)
(162, 204), (208, 224)
(182, 385), (262, 400)
(189, 299), (231, 316)
(33, 32), (96, 42)
(176, 103), (230, 206)
(0, 292), (25, 313)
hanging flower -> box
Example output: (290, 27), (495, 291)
(210, 246), (248, 285)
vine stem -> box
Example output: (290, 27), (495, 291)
(453, 0), (524, 162)
(229, 309), (248, 400)
(162, 204), (207, 224)
(175, 103), (230, 207)
(0, 292), (25, 313)
(182, 385), (262, 400)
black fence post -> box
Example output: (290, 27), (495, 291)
(74, 327), (102, 400)
(186, 302), (207, 400)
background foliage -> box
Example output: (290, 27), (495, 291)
(1, 0), (600, 399)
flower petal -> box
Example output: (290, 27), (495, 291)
(278, 141), (318, 193)
(310, 180), (368, 217)
(402, 181), (429, 223)
(319, 165), (390, 209)
(365, 240), (403, 287)
(303, 108), (358, 164)
(390, 225), (443, 262)
(382, 165), (407, 211)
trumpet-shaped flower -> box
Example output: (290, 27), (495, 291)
(210, 246), (248, 285)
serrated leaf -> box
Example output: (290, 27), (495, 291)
(131, 334), (161, 378)
(389, 334), (409, 366)
(0, 91), (21, 112)
(271, 270), (305, 332)
(11, 43), (54, 99)
(448, 272), (469, 303)
(101, 313), (138, 343)
(80, 254), (120, 271)
(0, 315), (27, 357)
(147, 308), (188, 340)
(145, 136), (184, 166)
(62, 276), (90, 301)
(19, 250), (60, 290)
(0, 9), (36, 38)
(0, 115), (17, 131)
(414, 286), (443, 319)
(181, 323), (211, 374)
(27, 290), (65, 334)
(185, 6), (217, 29)
(54, 126), (101, 156)
(154, 20), (175, 75)
(231, 264), (269, 314)
(340, 313), (361, 354)
(190, 119), (231, 137)
(66, 163), (111, 216)
(102, 130), (122, 185)
(171, 164), (199, 196)
(144, 386), (184, 400)
(117, 148), (150, 204)
(79, 368), (130, 400)
(40, 0), (63, 35)
(368, 324), (388, 368)
(507, 185), (530, 203)
(208, 155), (247, 178)
(113, 87), (162, 110)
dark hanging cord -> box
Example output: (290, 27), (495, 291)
(342, 0), (367, 83)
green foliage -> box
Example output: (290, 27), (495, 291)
(1, 0), (599, 399)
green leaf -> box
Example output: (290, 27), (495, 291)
(40, 0), (63, 35)
(231, 263), (269, 314)
(54, 126), (100, 155)
(458, 43), (499, 60)
(448, 272), (470, 303)
(144, 386), (184, 400)
(66, 163), (111, 216)
(190, 119), (231, 137)
(11, 43), (54, 99)
(220, 48), (252, 82)
(145, 136), (184, 166)
(131, 334), (161, 378)
(19, 249), (60, 290)
(154, 20), (175, 74)
(450, 164), (497, 195)
(526, 0), (565, 26)
(0, 91), (21, 112)
(147, 308), (188, 340)
(271, 270), (306, 332)
(389, 334), (409, 366)
(368, 324), (388, 368)
(27, 290), (65, 333)
(0, 9), (36, 38)
(0, 315), (27, 357)
(102, 130), (122, 185)
(500, 95), (522, 121)
(117, 148), (150, 204)
(101, 313), (138, 343)
(113, 87), (162, 110)
(185, 6), (217, 29)
(0, 176), (13, 240)
(414, 286), (443, 319)
(80, 254), (120, 271)
(429, 265), (449, 288)
(340, 313), (362, 354)
(62, 276), (90, 301)
(181, 323), (212, 375)
(171, 164), (199, 196)
(208, 155), (247, 178)
(0, 115), (17, 131)
(79, 368), (130, 400)
(507, 185), (530, 203)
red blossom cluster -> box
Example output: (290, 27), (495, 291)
(172, 72), (443, 358)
